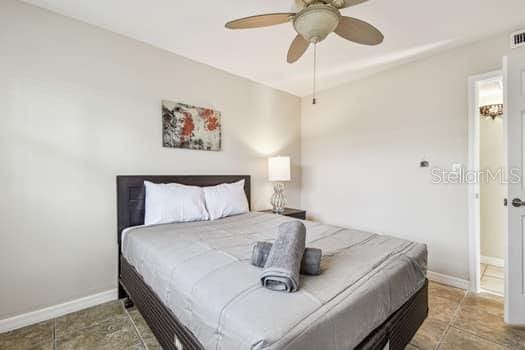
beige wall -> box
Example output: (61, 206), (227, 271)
(301, 31), (520, 280)
(0, 0), (301, 319)
(479, 91), (505, 260)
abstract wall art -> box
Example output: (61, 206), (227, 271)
(162, 100), (221, 151)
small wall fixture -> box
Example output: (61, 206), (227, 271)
(480, 104), (503, 120)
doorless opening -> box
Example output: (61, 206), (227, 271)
(467, 70), (505, 296)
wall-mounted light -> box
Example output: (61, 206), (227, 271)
(480, 104), (503, 120)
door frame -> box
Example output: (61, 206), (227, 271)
(467, 70), (503, 293)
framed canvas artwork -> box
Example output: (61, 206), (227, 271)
(162, 100), (221, 151)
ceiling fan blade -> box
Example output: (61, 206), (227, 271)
(287, 35), (310, 63)
(339, 0), (370, 9)
(334, 16), (384, 45)
(225, 13), (295, 29)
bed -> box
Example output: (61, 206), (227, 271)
(117, 175), (428, 350)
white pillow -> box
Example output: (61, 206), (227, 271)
(203, 180), (249, 220)
(144, 181), (209, 225)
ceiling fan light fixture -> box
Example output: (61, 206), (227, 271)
(224, 0), (383, 104)
(293, 4), (341, 43)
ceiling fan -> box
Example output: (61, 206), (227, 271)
(225, 0), (384, 103)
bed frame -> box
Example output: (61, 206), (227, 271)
(117, 175), (428, 350)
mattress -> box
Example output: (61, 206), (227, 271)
(122, 212), (427, 350)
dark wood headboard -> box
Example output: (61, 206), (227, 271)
(117, 175), (251, 240)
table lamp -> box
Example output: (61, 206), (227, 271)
(268, 156), (291, 213)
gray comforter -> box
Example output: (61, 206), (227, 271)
(122, 212), (427, 350)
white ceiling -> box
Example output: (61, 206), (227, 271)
(21, 0), (525, 96)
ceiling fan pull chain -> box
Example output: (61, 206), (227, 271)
(313, 42), (317, 105)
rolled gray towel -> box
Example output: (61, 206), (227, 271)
(260, 221), (306, 292)
(252, 242), (322, 276)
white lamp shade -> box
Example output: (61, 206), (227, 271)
(268, 156), (291, 182)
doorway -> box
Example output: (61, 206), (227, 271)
(478, 76), (505, 295)
(468, 70), (505, 296)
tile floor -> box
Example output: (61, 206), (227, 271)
(0, 301), (161, 350)
(480, 263), (504, 295)
(2, 281), (525, 349)
(409, 281), (525, 350)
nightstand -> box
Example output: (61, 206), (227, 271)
(259, 208), (306, 220)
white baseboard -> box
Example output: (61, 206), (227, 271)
(427, 271), (470, 290)
(0, 289), (117, 333)
(481, 256), (505, 267)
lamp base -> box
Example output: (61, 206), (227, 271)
(271, 183), (287, 213)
